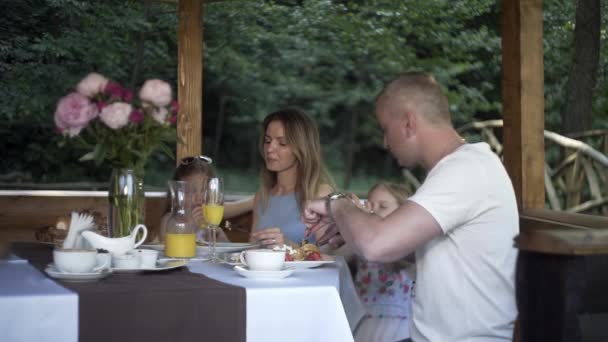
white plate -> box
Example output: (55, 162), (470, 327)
(45, 264), (113, 282)
(285, 254), (336, 269)
(285, 260), (334, 269)
(196, 242), (260, 253)
(142, 242), (260, 255)
(112, 259), (187, 273)
(233, 265), (294, 279)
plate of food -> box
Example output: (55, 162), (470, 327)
(282, 243), (335, 269)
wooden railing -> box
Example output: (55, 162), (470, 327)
(0, 190), (252, 244)
(457, 121), (608, 215)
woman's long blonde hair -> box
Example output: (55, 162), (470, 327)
(258, 108), (333, 212)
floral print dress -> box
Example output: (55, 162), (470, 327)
(354, 257), (414, 342)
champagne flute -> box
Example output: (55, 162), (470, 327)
(203, 177), (224, 262)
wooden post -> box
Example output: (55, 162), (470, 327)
(176, 0), (203, 163)
(501, 0), (545, 210)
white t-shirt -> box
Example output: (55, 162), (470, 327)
(408, 142), (518, 342)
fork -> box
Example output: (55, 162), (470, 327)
(220, 220), (250, 234)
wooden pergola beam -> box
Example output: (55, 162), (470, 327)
(501, 0), (546, 210)
(176, 0), (203, 163)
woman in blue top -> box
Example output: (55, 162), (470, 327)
(250, 108), (334, 248)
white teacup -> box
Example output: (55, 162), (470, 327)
(239, 249), (285, 271)
(96, 252), (112, 270)
(54, 248), (108, 273)
(112, 253), (141, 269)
(130, 249), (159, 269)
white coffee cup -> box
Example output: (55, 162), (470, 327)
(112, 253), (141, 269)
(239, 249), (285, 271)
(96, 252), (112, 270)
(130, 249), (159, 269)
(54, 248), (108, 273)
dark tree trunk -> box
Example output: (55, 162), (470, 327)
(130, 0), (152, 89)
(343, 110), (358, 189)
(560, 0), (601, 135)
(213, 96), (226, 162)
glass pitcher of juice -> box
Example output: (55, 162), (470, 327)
(165, 180), (197, 258)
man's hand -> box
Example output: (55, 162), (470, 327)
(302, 198), (340, 246)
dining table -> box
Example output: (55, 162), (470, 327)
(0, 242), (365, 342)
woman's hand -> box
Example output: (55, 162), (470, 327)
(251, 227), (285, 249)
(191, 206), (207, 228)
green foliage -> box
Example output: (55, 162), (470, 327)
(202, 0), (502, 182)
(0, 0), (178, 185)
(1, 0), (607, 193)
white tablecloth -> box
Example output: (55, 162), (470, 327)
(188, 256), (365, 342)
(0, 254), (364, 342)
(0, 258), (78, 342)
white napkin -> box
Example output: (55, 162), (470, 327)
(62, 212), (96, 250)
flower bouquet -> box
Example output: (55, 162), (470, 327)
(54, 73), (179, 237)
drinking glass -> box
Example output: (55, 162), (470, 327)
(203, 177), (224, 262)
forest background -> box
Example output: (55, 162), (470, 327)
(1, 0), (607, 198)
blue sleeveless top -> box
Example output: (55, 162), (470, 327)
(255, 192), (313, 244)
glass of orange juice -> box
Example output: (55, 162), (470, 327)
(203, 177), (224, 262)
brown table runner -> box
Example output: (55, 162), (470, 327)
(12, 242), (246, 342)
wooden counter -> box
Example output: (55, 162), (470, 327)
(516, 208), (608, 342)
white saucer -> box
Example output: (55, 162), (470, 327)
(45, 264), (112, 282)
(111, 259), (187, 273)
(233, 265), (294, 279)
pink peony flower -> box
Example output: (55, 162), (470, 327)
(169, 113), (177, 124)
(129, 109), (144, 123)
(170, 100), (180, 114)
(139, 79), (172, 107)
(99, 102), (132, 129)
(54, 92), (98, 137)
(105, 81), (124, 99)
(122, 89), (134, 102)
(151, 107), (169, 124)
(76, 73), (108, 98)
(96, 101), (107, 111)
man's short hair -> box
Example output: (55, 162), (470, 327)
(377, 72), (452, 125)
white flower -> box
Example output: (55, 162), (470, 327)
(151, 107), (169, 124)
(76, 73), (109, 98)
(139, 79), (172, 107)
(100, 102), (132, 129)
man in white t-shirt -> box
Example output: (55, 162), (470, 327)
(303, 72), (518, 342)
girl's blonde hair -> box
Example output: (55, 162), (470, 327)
(258, 108), (334, 211)
(369, 182), (410, 205)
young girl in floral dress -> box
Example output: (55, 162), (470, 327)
(354, 182), (415, 342)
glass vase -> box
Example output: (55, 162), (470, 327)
(108, 168), (145, 238)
